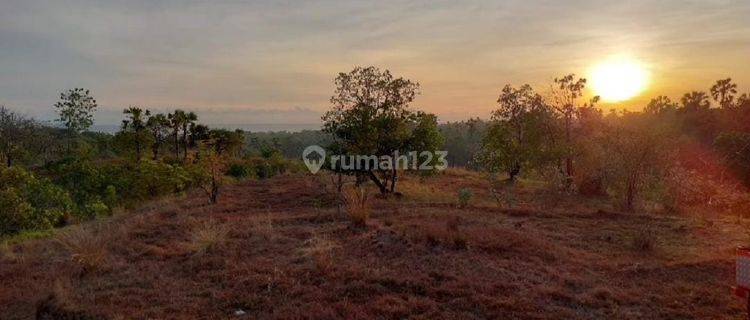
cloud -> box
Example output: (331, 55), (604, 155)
(1, 0), (749, 123)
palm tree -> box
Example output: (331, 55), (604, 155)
(146, 113), (169, 160)
(710, 78), (738, 109)
(168, 110), (186, 159)
(181, 111), (197, 160)
(122, 107), (150, 162)
(680, 91), (710, 112)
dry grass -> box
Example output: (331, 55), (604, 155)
(299, 235), (339, 272)
(342, 186), (371, 227)
(0, 173), (748, 319)
(55, 226), (111, 273)
(188, 220), (230, 256)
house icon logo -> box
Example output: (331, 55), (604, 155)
(302, 145), (325, 174)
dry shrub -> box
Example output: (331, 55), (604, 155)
(0, 242), (16, 261)
(189, 221), (230, 255)
(423, 218), (468, 250)
(630, 227), (657, 252)
(299, 235), (339, 272)
(56, 227), (111, 273)
(342, 186), (371, 227)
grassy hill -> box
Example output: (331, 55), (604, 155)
(1, 170), (748, 319)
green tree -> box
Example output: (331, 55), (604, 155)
(121, 107), (151, 162)
(549, 74), (599, 188)
(322, 66), (440, 194)
(0, 106), (40, 167)
(480, 84), (553, 182)
(55, 88), (97, 135)
(146, 113), (170, 160)
(168, 110), (186, 159)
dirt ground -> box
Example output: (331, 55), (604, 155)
(1, 170), (749, 319)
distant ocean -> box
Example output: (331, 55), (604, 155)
(91, 123), (321, 134)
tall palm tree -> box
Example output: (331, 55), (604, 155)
(181, 111), (197, 160)
(146, 113), (169, 160)
(122, 107), (150, 162)
(680, 91), (710, 112)
(710, 78), (738, 109)
(168, 110), (186, 159)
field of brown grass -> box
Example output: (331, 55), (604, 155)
(1, 170), (749, 319)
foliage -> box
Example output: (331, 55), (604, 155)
(457, 188), (473, 208)
(0, 166), (72, 235)
(189, 149), (228, 204)
(0, 106), (45, 167)
(479, 84), (556, 181)
(322, 66), (444, 194)
(44, 158), (190, 218)
(54, 88), (97, 135)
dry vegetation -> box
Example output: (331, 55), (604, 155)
(1, 170), (749, 319)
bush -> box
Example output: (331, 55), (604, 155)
(457, 188), (473, 208)
(342, 186), (370, 227)
(0, 167), (72, 235)
(44, 158), (191, 217)
(227, 162), (251, 179)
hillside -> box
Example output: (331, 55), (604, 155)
(1, 170), (748, 319)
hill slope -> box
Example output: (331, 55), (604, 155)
(1, 171), (748, 319)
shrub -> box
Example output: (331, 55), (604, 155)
(630, 227), (657, 252)
(45, 158), (191, 216)
(56, 227), (110, 273)
(0, 167), (72, 235)
(457, 188), (473, 208)
(189, 221), (229, 256)
(342, 186), (371, 227)
(227, 162), (251, 179)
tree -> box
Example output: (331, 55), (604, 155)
(181, 111), (197, 160)
(680, 91), (710, 111)
(0, 106), (39, 167)
(710, 78), (738, 109)
(322, 66), (438, 194)
(550, 74), (599, 188)
(644, 96), (678, 115)
(190, 149), (227, 204)
(480, 84), (553, 182)
(602, 114), (674, 211)
(121, 107), (150, 162)
(206, 129), (245, 156)
(168, 110), (186, 159)
(55, 88), (97, 135)
(146, 113), (170, 160)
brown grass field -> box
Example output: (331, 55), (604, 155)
(1, 170), (749, 319)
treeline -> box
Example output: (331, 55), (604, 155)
(476, 76), (750, 213)
(0, 89), (299, 236)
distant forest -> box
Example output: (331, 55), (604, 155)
(244, 119), (487, 169)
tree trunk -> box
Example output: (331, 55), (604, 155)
(173, 130), (179, 158)
(390, 167), (398, 193)
(507, 162), (520, 182)
(367, 170), (388, 194)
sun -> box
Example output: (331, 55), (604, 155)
(589, 57), (649, 102)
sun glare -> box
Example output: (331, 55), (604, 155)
(590, 57), (649, 102)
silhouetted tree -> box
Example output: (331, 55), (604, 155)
(711, 78), (738, 109)
(146, 113), (169, 160)
(121, 107), (150, 162)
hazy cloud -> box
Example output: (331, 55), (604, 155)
(1, 0), (748, 124)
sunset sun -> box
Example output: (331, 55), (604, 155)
(590, 57), (649, 102)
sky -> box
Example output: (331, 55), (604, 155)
(1, 0), (749, 129)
